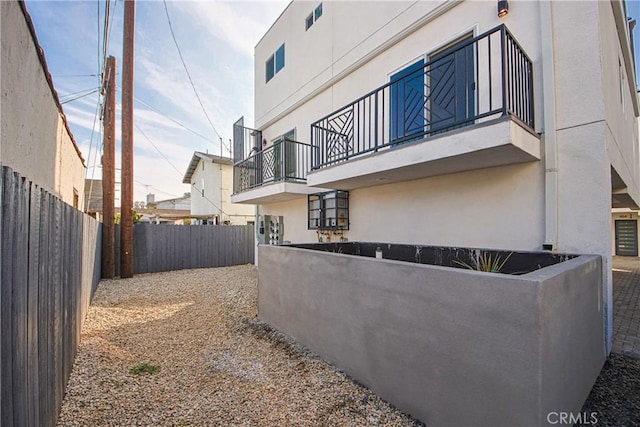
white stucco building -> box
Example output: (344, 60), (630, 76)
(183, 152), (255, 225)
(232, 0), (640, 356)
(0, 1), (86, 208)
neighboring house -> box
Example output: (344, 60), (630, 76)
(145, 194), (191, 224)
(0, 1), (86, 208)
(147, 193), (191, 211)
(183, 152), (255, 225)
(232, 0), (639, 363)
(84, 179), (104, 219)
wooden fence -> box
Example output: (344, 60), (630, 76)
(0, 166), (102, 427)
(114, 223), (255, 275)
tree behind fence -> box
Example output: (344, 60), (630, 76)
(114, 223), (255, 275)
(0, 166), (102, 427)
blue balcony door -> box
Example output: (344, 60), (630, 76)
(428, 37), (475, 134)
(390, 60), (425, 144)
(390, 37), (475, 144)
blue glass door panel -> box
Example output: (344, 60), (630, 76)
(390, 60), (425, 144)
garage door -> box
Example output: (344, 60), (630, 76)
(615, 219), (638, 256)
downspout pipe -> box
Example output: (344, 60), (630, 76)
(540, 1), (558, 252)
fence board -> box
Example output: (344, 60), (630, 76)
(27, 184), (41, 427)
(0, 167), (102, 427)
(1, 168), (16, 427)
(0, 163), (2, 427)
(11, 174), (29, 426)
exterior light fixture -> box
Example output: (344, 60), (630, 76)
(498, 0), (509, 17)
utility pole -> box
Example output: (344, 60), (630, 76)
(102, 55), (116, 279)
(121, 0), (135, 278)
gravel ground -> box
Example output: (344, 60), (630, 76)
(57, 265), (423, 426)
(579, 353), (640, 426)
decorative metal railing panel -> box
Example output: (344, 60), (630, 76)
(232, 135), (315, 194)
(311, 24), (534, 169)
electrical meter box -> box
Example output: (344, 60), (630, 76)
(259, 215), (284, 245)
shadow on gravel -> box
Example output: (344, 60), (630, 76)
(579, 354), (640, 426)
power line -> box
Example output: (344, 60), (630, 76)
(161, 0), (231, 156)
(60, 86), (101, 101)
(134, 180), (182, 199)
(135, 97), (218, 145)
(61, 88), (101, 105)
(55, 74), (101, 78)
(83, 93), (104, 212)
(135, 123), (185, 176)
(97, 0), (102, 80)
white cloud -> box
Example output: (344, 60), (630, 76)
(175, 1), (289, 57)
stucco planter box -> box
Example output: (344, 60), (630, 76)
(258, 244), (605, 426)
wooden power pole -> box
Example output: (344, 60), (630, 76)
(102, 55), (116, 279)
(121, 0), (135, 278)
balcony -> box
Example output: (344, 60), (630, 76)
(232, 129), (323, 204)
(308, 24), (541, 190)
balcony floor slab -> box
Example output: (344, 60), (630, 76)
(231, 181), (333, 204)
(307, 116), (540, 190)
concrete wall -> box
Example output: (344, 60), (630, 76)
(0, 1), (85, 208)
(190, 159), (254, 224)
(258, 245), (604, 426)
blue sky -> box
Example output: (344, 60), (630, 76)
(25, 0), (289, 204)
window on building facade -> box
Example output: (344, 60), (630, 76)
(308, 190), (349, 230)
(266, 55), (275, 82)
(266, 44), (285, 82)
(305, 3), (323, 31)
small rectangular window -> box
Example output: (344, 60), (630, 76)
(306, 14), (314, 30)
(315, 3), (323, 20)
(308, 190), (349, 230)
(275, 44), (285, 73)
(266, 55), (275, 82)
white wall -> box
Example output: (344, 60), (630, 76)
(255, 1), (545, 136)
(190, 159), (222, 216)
(0, 1), (86, 208)
(191, 159), (255, 224)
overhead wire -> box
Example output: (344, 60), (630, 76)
(85, 0), (108, 211)
(135, 97), (219, 145)
(61, 88), (101, 105)
(60, 86), (102, 101)
(161, 0), (232, 157)
(55, 73), (101, 78)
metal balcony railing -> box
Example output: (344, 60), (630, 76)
(310, 24), (534, 169)
(233, 136), (314, 194)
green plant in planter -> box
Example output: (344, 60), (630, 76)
(454, 251), (513, 273)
